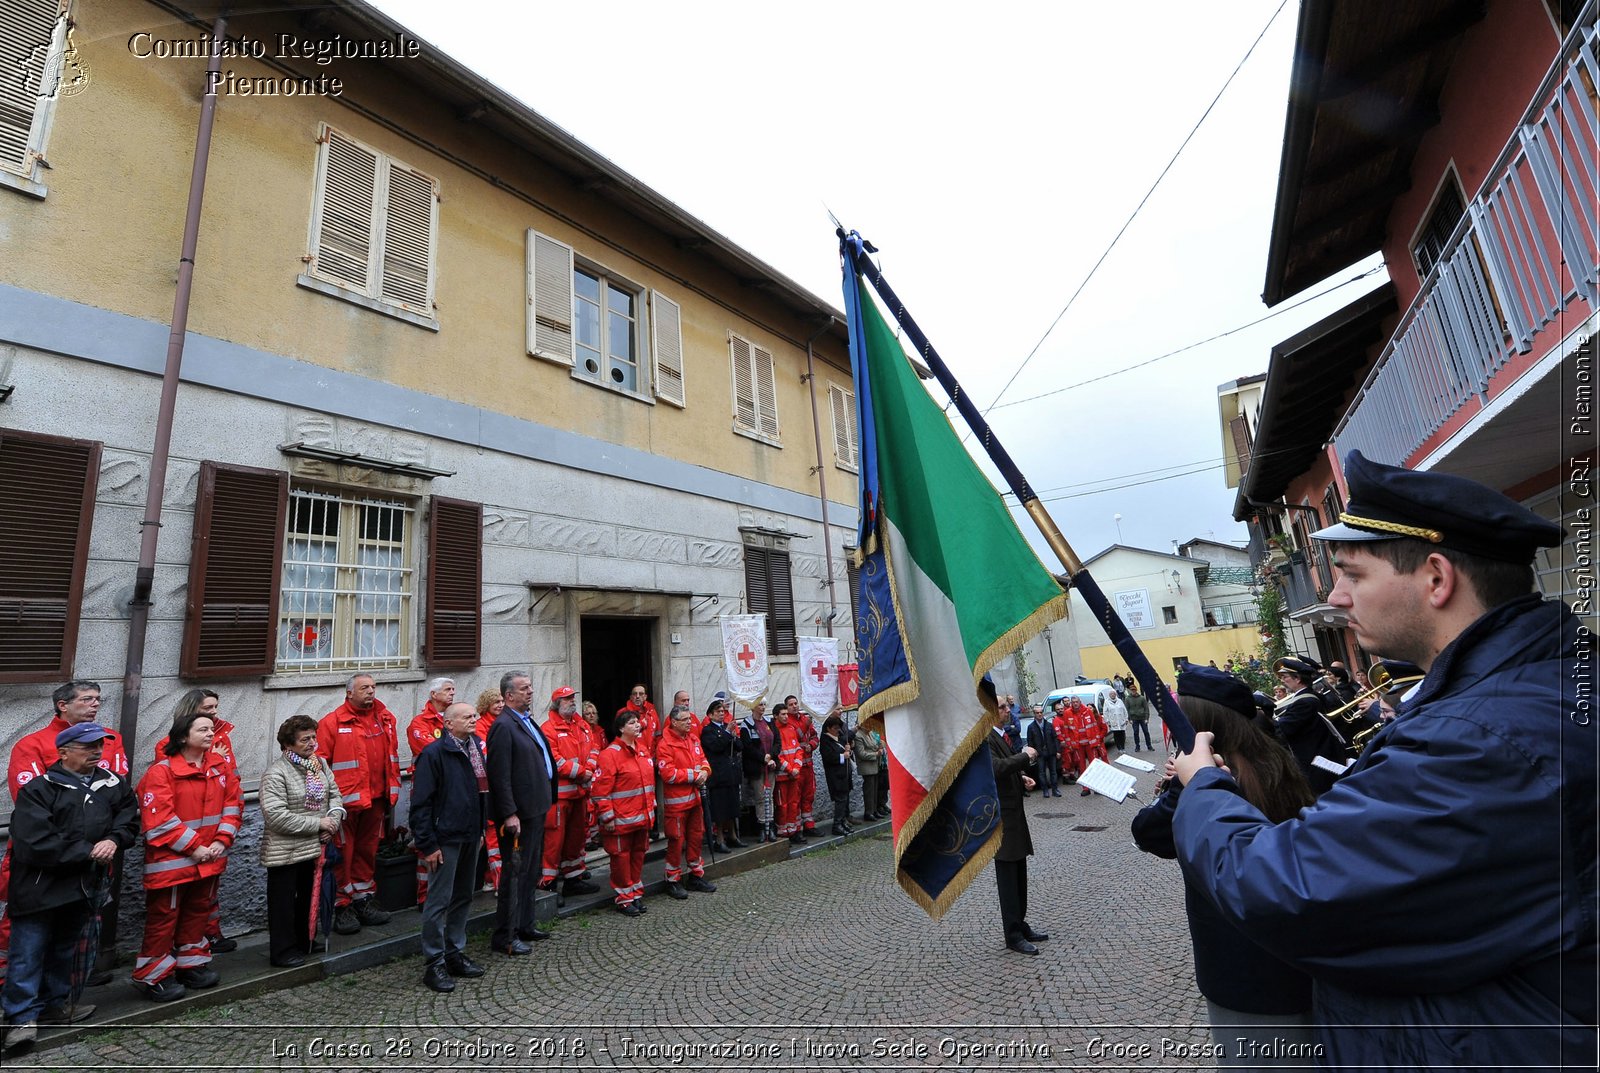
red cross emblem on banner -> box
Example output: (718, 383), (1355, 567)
(736, 644), (757, 669)
(810, 659), (830, 683)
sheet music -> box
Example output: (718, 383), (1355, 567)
(1077, 758), (1138, 802)
(1114, 753), (1157, 773)
(1312, 754), (1357, 775)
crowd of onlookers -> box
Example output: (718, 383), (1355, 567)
(0, 674), (892, 1051)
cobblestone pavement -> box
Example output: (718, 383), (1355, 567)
(26, 774), (1225, 1072)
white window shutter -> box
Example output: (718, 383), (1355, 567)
(754, 344), (779, 438)
(527, 230), (575, 365)
(651, 290), (686, 407)
(730, 335), (756, 430)
(311, 128), (378, 294)
(830, 384), (858, 469)
(0, 0), (64, 177)
(379, 162), (436, 311)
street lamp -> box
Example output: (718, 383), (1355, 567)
(1114, 513), (1123, 543)
(1040, 625), (1059, 690)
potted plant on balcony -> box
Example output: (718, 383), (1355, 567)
(1265, 533), (1293, 568)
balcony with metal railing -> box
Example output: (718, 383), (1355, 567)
(1333, 14), (1599, 469)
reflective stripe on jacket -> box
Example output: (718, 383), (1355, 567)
(137, 749), (241, 890)
(593, 739), (654, 831)
(316, 700), (401, 811)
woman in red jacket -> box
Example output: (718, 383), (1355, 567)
(134, 705), (241, 1002)
(655, 706), (717, 898)
(592, 711), (655, 916)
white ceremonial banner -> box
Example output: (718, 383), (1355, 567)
(721, 614), (769, 705)
(1077, 758), (1138, 802)
(1114, 753), (1157, 773)
(797, 636), (840, 718)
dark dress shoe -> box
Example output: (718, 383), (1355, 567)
(634, 899), (648, 913)
(1022, 927), (1050, 943)
(270, 953), (307, 968)
(444, 954), (485, 978)
(562, 878), (599, 896)
(613, 901), (642, 917)
(422, 961), (455, 993)
(664, 881), (689, 900)
(208, 935), (238, 953)
(176, 966), (220, 990)
(1006, 937), (1040, 956)
(516, 926), (552, 942)
(491, 939), (532, 956)
(683, 875), (717, 893)
(710, 840), (731, 854)
(724, 835), (746, 848)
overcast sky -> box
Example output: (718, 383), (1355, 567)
(369, 0), (1387, 562)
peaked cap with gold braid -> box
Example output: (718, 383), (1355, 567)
(1310, 451), (1562, 563)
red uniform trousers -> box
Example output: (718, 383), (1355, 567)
(135, 877), (217, 984)
(602, 829), (648, 905)
(336, 804), (384, 907)
(799, 765), (817, 830)
(541, 798), (588, 886)
(662, 806), (705, 882)
(774, 777), (801, 836)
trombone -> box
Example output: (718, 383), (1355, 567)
(1329, 660), (1425, 755)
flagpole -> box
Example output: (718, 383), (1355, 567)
(840, 230), (1195, 750)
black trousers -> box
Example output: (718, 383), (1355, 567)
(995, 856), (1028, 940)
(492, 818), (544, 947)
(266, 858), (316, 962)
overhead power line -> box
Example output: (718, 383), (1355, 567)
(975, 0), (1292, 420)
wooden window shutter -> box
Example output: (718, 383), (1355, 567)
(425, 496), (482, 669)
(0, 430), (99, 683)
(730, 334), (756, 430)
(651, 290), (686, 407)
(0, 0), (60, 177)
(379, 162), (437, 312)
(766, 547), (797, 655)
(181, 462), (288, 678)
(829, 384), (858, 469)
(527, 230), (575, 364)
(754, 344), (779, 437)
(1229, 415), (1252, 476)
(743, 545), (770, 620)
(311, 128), (378, 294)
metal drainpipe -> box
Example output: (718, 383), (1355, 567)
(803, 319), (839, 636)
(118, 12), (228, 746)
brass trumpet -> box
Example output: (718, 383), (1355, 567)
(1329, 661), (1425, 755)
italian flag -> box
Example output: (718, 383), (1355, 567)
(844, 270), (1068, 916)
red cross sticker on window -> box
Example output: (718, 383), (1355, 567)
(810, 659), (830, 683)
(736, 644), (757, 668)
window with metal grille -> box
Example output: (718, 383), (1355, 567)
(303, 124), (438, 324)
(0, 429), (98, 682)
(182, 462), (288, 678)
(0, 0), (67, 197)
(1412, 177), (1466, 278)
(743, 543), (797, 656)
(276, 487), (415, 673)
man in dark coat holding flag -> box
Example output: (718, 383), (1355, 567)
(987, 723), (1047, 956)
